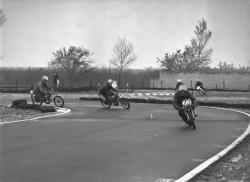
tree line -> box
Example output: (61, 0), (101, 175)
(0, 67), (159, 89)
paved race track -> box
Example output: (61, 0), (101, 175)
(1, 100), (249, 182)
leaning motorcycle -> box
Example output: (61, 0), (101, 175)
(196, 86), (207, 96)
(182, 98), (196, 129)
(30, 90), (64, 107)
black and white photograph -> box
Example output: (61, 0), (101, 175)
(1, 0), (250, 181)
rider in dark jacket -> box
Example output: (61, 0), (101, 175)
(34, 76), (52, 100)
(99, 79), (118, 105)
(173, 84), (197, 122)
(195, 79), (204, 89)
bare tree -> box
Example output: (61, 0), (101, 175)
(49, 46), (93, 87)
(110, 37), (137, 87)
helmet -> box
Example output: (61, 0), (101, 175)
(196, 79), (199, 82)
(177, 79), (183, 83)
(107, 79), (113, 85)
(178, 84), (187, 91)
(41, 76), (49, 82)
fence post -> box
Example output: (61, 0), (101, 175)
(16, 81), (18, 92)
(89, 79), (92, 90)
(223, 80), (225, 90)
(191, 80), (193, 95)
(126, 83), (129, 92)
(216, 84), (218, 90)
(161, 81), (163, 89)
(97, 82), (101, 91)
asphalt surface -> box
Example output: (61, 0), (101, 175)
(1, 100), (250, 182)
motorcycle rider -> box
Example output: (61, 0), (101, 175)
(175, 79), (183, 91)
(53, 72), (60, 90)
(173, 83), (197, 123)
(195, 79), (205, 91)
(99, 79), (119, 105)
(34, 76), (52, 101)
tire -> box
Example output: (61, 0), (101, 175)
(53, 95), (64, 107)
(120, 99), (130, 110)
(101, 100), (111, 109)
(31, 94), (42, 105)
(187, 108), (196, 129)
(12, 99), (27, 106)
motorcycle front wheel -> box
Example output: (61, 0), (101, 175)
(53, 95), (64, 107)
(187, 108), (196, 129)
(120, 99), (130, 110)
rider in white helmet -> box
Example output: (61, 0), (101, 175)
(34, 75), (52, 100)
(99, 79), (119, 105)
(173, 83), (197, 123)
(175, 79), (183, 91)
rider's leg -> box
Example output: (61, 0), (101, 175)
(113, 94), (119, 105)
(106, 96), (113, 104)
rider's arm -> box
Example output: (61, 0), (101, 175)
(44, 82), (52, 91)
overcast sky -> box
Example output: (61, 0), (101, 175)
(1, 0), (250, 68)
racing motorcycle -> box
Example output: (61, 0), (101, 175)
(196, 86), (207, 96)
(182, 98), (196, 129)
(100, 81), (130, 110)
(30, 90), (64, 107)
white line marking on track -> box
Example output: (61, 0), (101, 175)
(0, 108), (71, 125)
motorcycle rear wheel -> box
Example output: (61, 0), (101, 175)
(101, 100), (111, 109)
(31, 94), (42, 106)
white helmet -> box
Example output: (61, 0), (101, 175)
(41, 76), (49, 82)
(107, 79), (113, 85)
(177, 79), (182, 83)
(196, 79), (199, 82)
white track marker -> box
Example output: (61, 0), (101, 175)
(150, 113), (153, 119)
(212, 145), (227, 149)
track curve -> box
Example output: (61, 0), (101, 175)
(1, 100), (249, 182)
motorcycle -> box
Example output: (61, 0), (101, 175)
(100, 81), (130, 110)
(196, 86), (207, 96)
(182, 98), (196, 129)
(30, 90), (64, 107)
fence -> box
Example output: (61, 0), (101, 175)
(150, 72), (250, 91)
